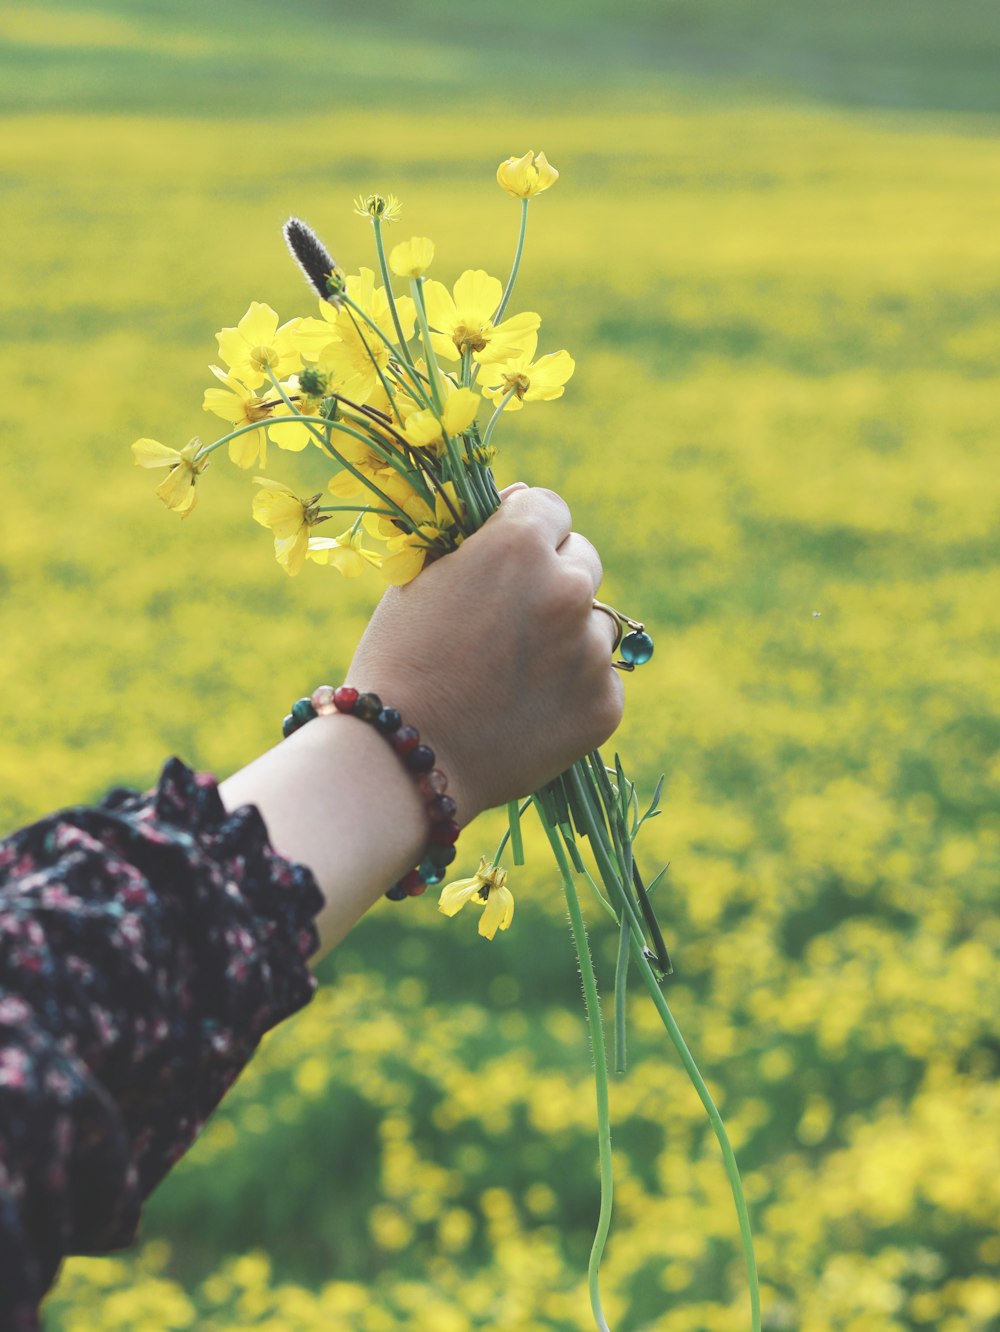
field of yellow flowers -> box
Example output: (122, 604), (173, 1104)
(2, 2), (999, 1329)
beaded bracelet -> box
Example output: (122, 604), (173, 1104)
(281, 684), (459, 901)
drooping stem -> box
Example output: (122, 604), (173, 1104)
(539, 809), (613, 1332)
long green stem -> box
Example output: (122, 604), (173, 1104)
(371, 217), (411, 353)
(628, 941), (761, 1332)
(539, 811), (613, 1332)
(409, 278), (445, 412)
(563, 758), (761, 1331)
(495, 197), (529, 324)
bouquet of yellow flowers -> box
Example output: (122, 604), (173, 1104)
(133, 150), (760, 1332)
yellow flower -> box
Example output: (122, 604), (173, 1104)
(215, 302), (302, 390)
(374, 482), (464, 586)
(202, 365), (285, 468)
(403, 386), (481, 453)
(478, 334), (576, 412)
(496, 150), (558, 200)
(438, 857), (514, 940)
(422, 270), (539, 365)
(268, 372), (330, 454)
(354, 193), (402, 223)
(389, 237), (435, 278)
(131, 437), (207, 518)
(306, 526), (384, 577)
(294, 270), (415, 405)
(251, 477), (329, 576)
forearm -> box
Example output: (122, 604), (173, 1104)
(218, 713), (428, 960)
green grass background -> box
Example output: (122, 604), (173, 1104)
(2, 1), (999, 1328)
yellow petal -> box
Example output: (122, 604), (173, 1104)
(274, 528), (309, 575)
(154, 462), (195, 512)
(441, 388), (480, 436)
(379, 542), (428, 586)
(452, 270), (503, 325)
(229, 433), (263, 469)
(478, 884), (515, 939)
(237, 301), (280, 346)
(132, 437), (180, 469)
(389, 236), (435, 279)
(404, 409), (445, 449)
(421, 279), (457, 332)
(438, 877), (481, 917)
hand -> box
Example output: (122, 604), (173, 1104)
(347, 484), (624, 824)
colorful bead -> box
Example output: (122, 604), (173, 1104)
(418, 861), (445, 885)
(333, 686), (358, 713)
(375, 707), (402, 734)
(398, 869), (425, 895)
(291, 696), (317, 723)
(418, 769), (448, 797)
(310, 684), (338, 715)
(426, 842), (457, 868)
(427, 794), (457, 822)
(620, 630), (654, 666)
(392, 725), (420, 755)
(281, 713), (299, 739)
(353, 691), (382, 721)
(429, 818), (460, 846)
(385, 882), (408, 901)
(404, 743), (436, 774)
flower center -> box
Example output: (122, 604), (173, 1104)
(503, 372), (531, 400)
(249, 345), (278, 372)
(452, 322), (489, 354)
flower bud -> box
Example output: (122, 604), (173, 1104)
(496, 150), (559, 199)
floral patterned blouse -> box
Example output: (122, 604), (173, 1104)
(0, 759), (324, 1330)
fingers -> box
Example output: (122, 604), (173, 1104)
(556, 530), (603, 595)
(497, 485), (573, 550)
(498, 481), (528, 500)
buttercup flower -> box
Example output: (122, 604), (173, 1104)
(438, 857), (514, 939)
(306, 525), (383, 577)
(496, 150), (558, 200)
(295, 269), (415, 405)
(372, 482), (464, 586)
(422, 270), (539, 364)
(215, 303), (303, 390)
(251, 477), (330, 575)
(389, 237), (435, 279)
(131, 437), (207, 517)
(404, 386), (480, 453)
(354, 193), (402, 223)
(202, 366), (285, 468)
(479, 334), (575, 412)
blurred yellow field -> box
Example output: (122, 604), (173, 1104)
(2, 5), (999, 1329)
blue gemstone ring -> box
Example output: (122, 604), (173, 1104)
(592, 600), (654, 672)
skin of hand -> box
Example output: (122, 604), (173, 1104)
(220, 484), (622, 956)
(346, 483), (624, 825)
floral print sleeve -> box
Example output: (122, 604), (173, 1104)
(0, 758), (324, 1330)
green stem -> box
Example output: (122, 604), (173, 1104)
(482, 387), (517, 449)
(492, 796), (533, 869)
(613, 916), (631, 1077)
(372, 217), (411, 353)
(539, 810), (613, 1332)
(495, 197), (529, 324)
(559, 759), (761, 1329)
(629, 941), (761, 1332)
(409, 277), (446, 412)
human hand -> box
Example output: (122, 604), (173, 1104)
(347, 484), (624, 825)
